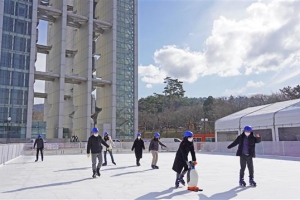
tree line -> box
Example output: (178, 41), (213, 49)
(138, 77), (300, 135)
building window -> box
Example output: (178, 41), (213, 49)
(16, 3), (27, 18)
(0, 52), (12, 68)
(1, 34), (13, 50)
(3, 17), (14, 32)
(0, 107), (9, 122)
(13, 54), (26, 69)
(12, 72), (24, 87)
(0, 70), (11, 85)
(10, 89), (23, 105)
(14, 36), (26, 51)
(4, 0), (15, 15)
(15, 19), (26, 34)
(0, 88), (9, 104)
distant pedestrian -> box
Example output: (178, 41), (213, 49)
(131, 133), (145, 166)
(149, 132), (167, 169)
(102, 131), (116, 166)
(227, 125), (261, 187)
(87, 128), (111, 178)
(34, 134), (44, 162)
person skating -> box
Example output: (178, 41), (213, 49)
(131, 133), (145, 166)
(227, 125), (261, 187)
(149, 132), (167, 169)
(102, 131), (116, 166)
(87, 128), (111, 178)
(172, 131), (198, 190)
(34, 134), (44, 162)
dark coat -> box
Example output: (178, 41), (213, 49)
(172, 137), (196, 174)
(34, 138), (44, 149)
(87, 135), (109, 154)
(227, 132), (261, 157)
(131, 138), (145, 159)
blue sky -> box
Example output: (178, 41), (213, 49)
(138, 0), (300, 99)
(35, 0), (300, 103)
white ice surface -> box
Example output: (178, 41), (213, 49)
(0, 152), (300, 199)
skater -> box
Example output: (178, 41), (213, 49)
(227, 125), (261, 187)
(131, 133), (145, 166)
(34, 134), (44, 162)
(102, 131), (116, 166)
(149, 132), (167, 169)
(87, 128), (111, 178)
(172, 131), (199, 190)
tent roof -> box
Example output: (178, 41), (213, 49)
(215, 98), (300, 131)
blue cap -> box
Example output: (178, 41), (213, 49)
(184, 131), (193, 137)
(38, 134), (42, 138)
(92, 127), (99, 133)
(244, 126), (252, 132)
(154, 132), (160, 138)
(104, 131), (108, 136)
(137, 133), (141, 137)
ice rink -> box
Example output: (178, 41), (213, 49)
(0, 152), (300, 199)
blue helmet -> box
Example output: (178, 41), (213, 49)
(184, 131), (193, 138)
(244, 126), (252, 132)
(38, 134), (42, 138)
(92, 127), (99, 133)
(154, 132), (160, 138)
(137, 133), (141, 137)
(104, 131), (108, 136)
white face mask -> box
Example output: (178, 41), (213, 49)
(94, 133), (99, 136)
(245, 132), (250, 137)
(138, 137), (141, 139)
(188, 138), (193, 142)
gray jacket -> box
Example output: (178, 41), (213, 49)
(149, 139), (166, 151)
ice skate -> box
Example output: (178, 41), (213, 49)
(239, 178), (246, 187)
(96, 168), (101, 177)
(249, 177), (256, 187)
(92, 170), (97, 178)
(179, 174), (185, 186)
(175, 178), (180, 188)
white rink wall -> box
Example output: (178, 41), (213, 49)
(0, 144), (24, 165)
(198, 141), (300, 157)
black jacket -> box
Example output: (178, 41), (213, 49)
(172, 138), (196, 174)
(131, 138), (145, 159)
(227, 132), (261, 157)
(87, 135), (109, 154)
(34, 138), (44, 149)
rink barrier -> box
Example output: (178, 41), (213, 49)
(19, 141), (300, 158)
(196, 141), (300, 157)
(0, 143), (25, 165)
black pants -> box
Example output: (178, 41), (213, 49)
(36, 148), (44, 161)
(240, 154), (254, 179)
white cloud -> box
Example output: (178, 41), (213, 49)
(246, 80), (265, 87)
(146, 84), (153, 88)
(139, 0), (300, 86)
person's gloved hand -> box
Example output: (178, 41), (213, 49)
(107, 147), (112, 152)
(193, 161), (197, 166)
(87, 154), (90, 158)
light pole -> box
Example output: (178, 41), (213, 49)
(201, 118), (208, 134)
(6, 117), (11, 143)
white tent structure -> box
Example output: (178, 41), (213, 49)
(215, 98), (300, 142)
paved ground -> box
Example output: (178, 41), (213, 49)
(0, 152), (300, 199)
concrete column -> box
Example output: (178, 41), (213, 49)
(26, 0), (38, 139)
(95, 0), (116, 138)
(133, 0), (138, 136)
(72, 0), (93, 141)
(0, 0), (4, 57)
(45, 0), (67, 139)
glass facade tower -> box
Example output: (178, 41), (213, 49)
(0, 0), (33, 139)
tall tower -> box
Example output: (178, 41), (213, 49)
(0, 0), (138, 141)
(40, 0), (137, 141)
